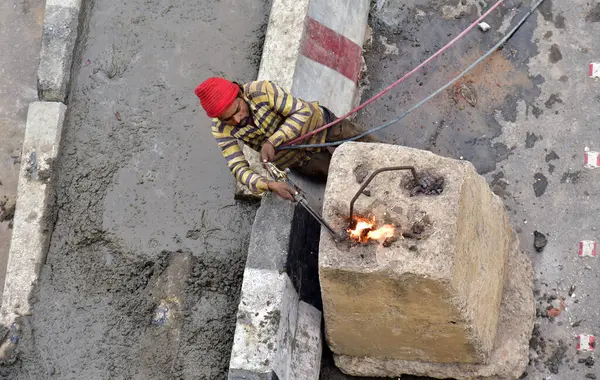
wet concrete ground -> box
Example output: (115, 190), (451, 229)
(0, 0), (44, 298)
(2, 0), (269, 379)
(350, 0), (600, 378)
(3, 0), (600, 379)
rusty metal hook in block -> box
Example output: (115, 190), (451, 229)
(349, 166), (421, 221)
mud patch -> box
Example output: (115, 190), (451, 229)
(246, 22), (268, 68)
(560, 170), (582, 184)
(538, 0), (553, 22)
(0, 196), (15, 222)
(545, 340), (568, 374)
(545, 150), (560, 162)
(529, 323), (546, 356)
(545, 94), (563, 108)
(494, 142), (514, 162)
(554, 14), (565, 29)
(585, 3), (600, 23)
(490, 171), (509, 199)
(456, 51), (535, 115)
(534, 231), (547, 252)
(533, 173), (548, 197)
(578, 356), (595, 368)
(356, 0), (540, 176)
(525, 132), (541, 148)
(549, 44), (562, 63)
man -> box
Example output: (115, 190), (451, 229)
(195, 77), (376, 200)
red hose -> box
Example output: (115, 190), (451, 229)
(282, 0), (505, 147)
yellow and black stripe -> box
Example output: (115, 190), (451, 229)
(211, 81), (327, 194)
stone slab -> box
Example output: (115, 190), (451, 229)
(229, 192), (324, 380)
(0, 102), (67, 363)
(290, 301), (322, 380)
(228, 268), (299, 380)
(319, 142), (512, 364)
(334, 232), (535, 379)
(0, 101), (66, 330)
(37, 0), (83, 102)
(245, 194), (295, 272)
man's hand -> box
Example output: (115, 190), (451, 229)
(261, 141), (276, 163)
(267, 181), (297, 201)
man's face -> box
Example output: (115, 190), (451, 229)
(218, 97), (251, 127)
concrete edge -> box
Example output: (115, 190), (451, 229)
(291, 301), (323, 380)
(37, 0), (84, 102)
(0, 0), (84, 364)
(0, 101), (68, 364)
(257, 0), (310, 90)
(230, 0), (371, 377)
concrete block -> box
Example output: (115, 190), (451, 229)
(228, 268), (299, 380)
(245, 194), (295, 272)
(319, 142), (512, 364)
(37, 0), (83, 102)
(334, 233), (535, 379)
(290, 301), (322, 380)
(1, 102), (67, 324)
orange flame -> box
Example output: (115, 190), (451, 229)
(347, 216), (395, 243)
(367, 224), (395, 240)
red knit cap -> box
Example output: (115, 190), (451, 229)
(195, 78), (239, 118)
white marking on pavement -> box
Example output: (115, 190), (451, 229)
(589, 63), (600, 78)
(579, 241), (597, 257)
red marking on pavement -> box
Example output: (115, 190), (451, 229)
(584, 151), (600, 168)
(300, 17), (362, 83)
(577, 335), (595, 352)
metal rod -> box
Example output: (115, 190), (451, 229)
(296, 197), (343, 242)
(285, 169), (345, 242)
(349, 166), (420, 221)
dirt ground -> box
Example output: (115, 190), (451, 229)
(2, 0), (269, 379)
(353, 0), (600, 379)
(0, 0), (44, 298)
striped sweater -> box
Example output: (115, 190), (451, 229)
(211, 80), (328, 193)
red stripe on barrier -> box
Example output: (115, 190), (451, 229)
(300, 17), (362, 83)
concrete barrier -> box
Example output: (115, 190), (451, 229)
(319, 143), (535, 379)
(37, 0), (83, 102)
(228, 0), (371, 377)
(0, 102), (67, 362)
